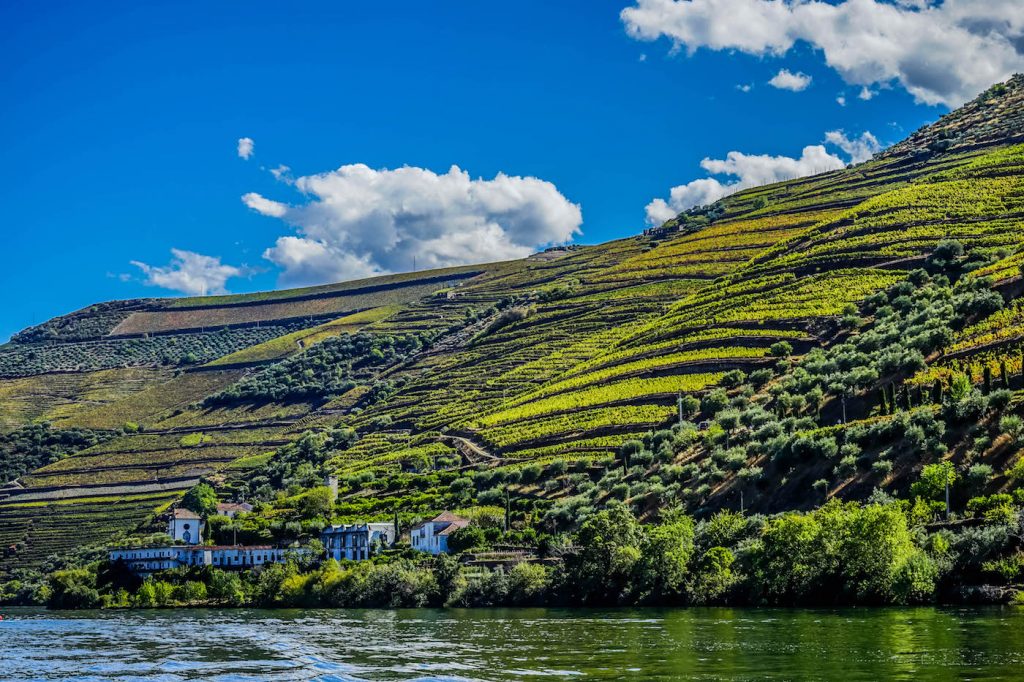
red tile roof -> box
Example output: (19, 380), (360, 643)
(431, 511), (469, 524)
(216, 502), (253, 514)
(411, 511), (471, 534)
(433, 511), (470, 535)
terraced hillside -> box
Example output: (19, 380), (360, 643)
(4, 76), (1024, 573)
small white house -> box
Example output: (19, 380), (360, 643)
(321, 523), (395, 561)
(168, 508), (204, 544)
(411, 512), (469, 555)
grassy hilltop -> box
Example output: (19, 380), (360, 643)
(4, 75), (1024, 592)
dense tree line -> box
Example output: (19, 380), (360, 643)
(24, 497), (1024, 610)
(240, 427), (357, 502)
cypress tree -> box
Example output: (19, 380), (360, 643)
(879, 387), (889, 415)
(1000, 359), (1010, 389)
(984, 365), (993, 394)
(933, 379), (943, 404)
(504, 488), (511, 532)
(904, 385), (913, 411)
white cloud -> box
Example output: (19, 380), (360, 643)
(837, 94), (847, 106)
(736, 83), (753, 92)
(245, 164), (583, 288)
(621, 0), (1024, 106)
(242, 192), (287, 218)
(131, 249), (248, 296)
(768, 68), (812, 91)
(645, 130), (884, 223)
(825, 130), (882, 163)
(237, 137), (254, 160)
(645, 144), (846, 224)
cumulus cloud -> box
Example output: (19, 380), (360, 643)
(621, 0), (1024, 106)
(645, 130), (883, 224)
(242, 192), (287, 218)
(645, 145), (845, 224)
(237, 137), (254, 160)
(244, 164), (583, 288)
(131, 249), (249, 296)
(768, 68), (812, 91)
(824, 130), (882, 163)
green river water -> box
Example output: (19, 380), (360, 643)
(2, 606), (1024, 680)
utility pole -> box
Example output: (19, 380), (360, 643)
(945, 478), (951, 521)
(504, 487), (511, 532)
(677, 393), (683, 425)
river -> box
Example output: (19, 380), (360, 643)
(2, 606), (1024, 680)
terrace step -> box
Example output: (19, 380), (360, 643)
(0, 476), (200, 503)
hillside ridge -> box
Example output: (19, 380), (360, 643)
(3, 75), (1024, 578)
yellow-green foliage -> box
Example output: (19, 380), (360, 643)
(475, 374), (724, 428)
(571, 279), (705, 302)
(478, 404), (675, 448)
(754, 176), (1024, 272)
(972, 250), (1024, 282)
(926, 144), (1024, 182)
(226, 452), (275, 470)
(507, 346), (769, 406)
(178, 432), (205, 447)
(564, 328), (806, 379)
(637, 270), (900, 344)
(948, 299), (1024, 354)
(329, 441), (456, 476)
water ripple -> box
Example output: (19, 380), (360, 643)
(2, 606), (1023, 681)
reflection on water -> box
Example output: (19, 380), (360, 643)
(2, 606), (1024, 680)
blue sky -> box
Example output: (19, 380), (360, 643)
(2, 0), (1021, 341)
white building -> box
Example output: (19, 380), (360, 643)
(321, 523), (395, 561)
(168, 508), (204, 544)
(108, 545), (294, 574)
(411, 512), (469, 555)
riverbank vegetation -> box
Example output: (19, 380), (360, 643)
(6, 494), (1023, 610)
